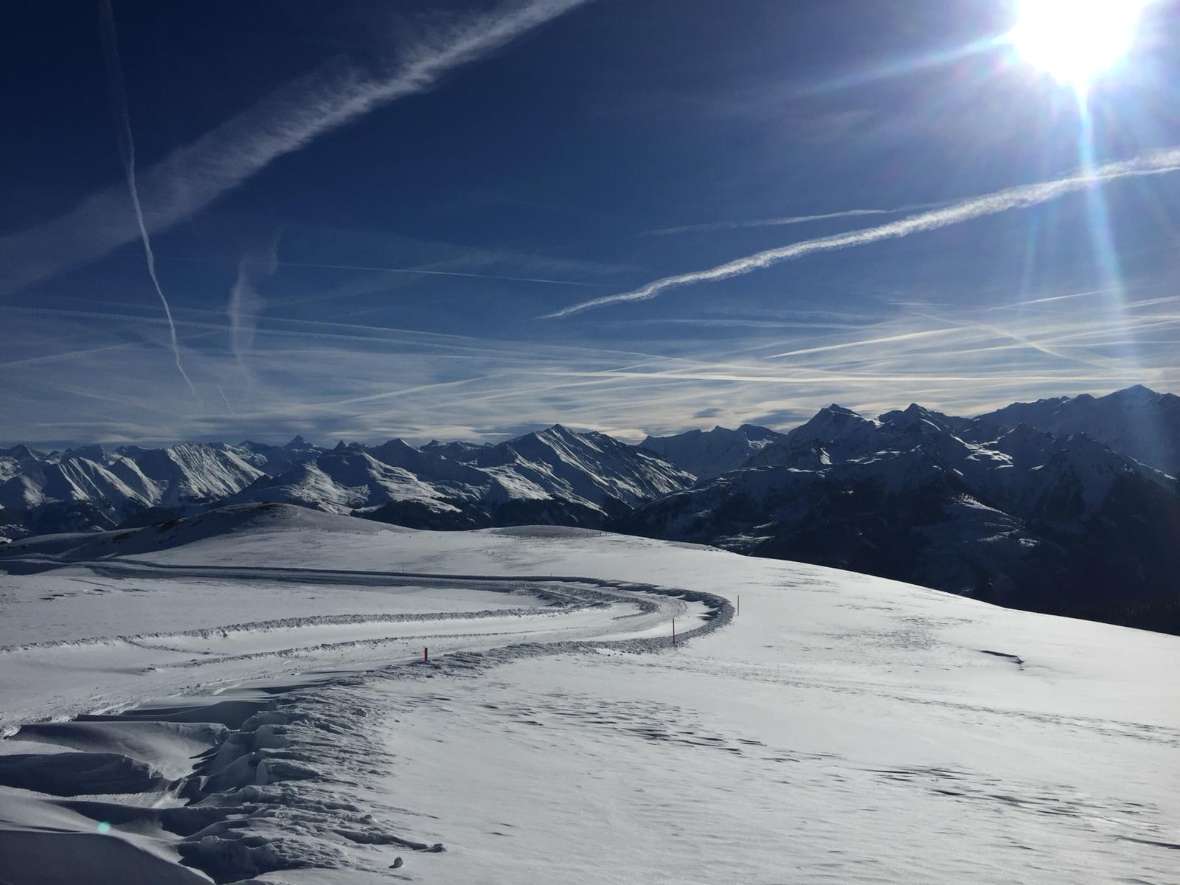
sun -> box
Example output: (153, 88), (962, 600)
(1010, 0), (1148, 94)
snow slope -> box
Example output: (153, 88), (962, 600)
(0, 503), (1176, 883)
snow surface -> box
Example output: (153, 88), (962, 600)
(0, 504), (1177, 883)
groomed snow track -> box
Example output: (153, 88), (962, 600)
(0, 562), (730, 884)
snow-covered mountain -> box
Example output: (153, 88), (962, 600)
(113, 443), (265, 505)
(233, 434), (324, 475)
(0, 442), (264, 538)
(229, 442), (487, 529)
(461, 425), (692, 508)
(225, 425), (694, 531)
(0, 427), (692, 540)
(977, 384), (1180, 476)
(620, 402), (1180, 633)
(639, 423), (785, 479)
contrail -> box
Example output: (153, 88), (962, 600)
(984, 288), (1111, 311)
(546, 147), (1180, 318)
(263, 258), (596, 288)
(228, 236), (280, 380)
(642, 204), (943, 237)
(98, 0), (196, 398)
(1, 0), (588, 295)
(767, 328), (959, 360)
(216, 384), (237, 415)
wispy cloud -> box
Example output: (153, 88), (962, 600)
(984, 288), (1113, 311)
(767, 328), (958, 360)
(99, 0), (196, 398)
(228, 236), (280, 385)
(267, 258), (596, 288)
(8, 286), (1179, 448)
(0, 0), (587, 295)
(546, 147), (1180, 318)
(642, 203), (942, 237)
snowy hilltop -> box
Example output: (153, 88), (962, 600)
(0, 504), (1176, 883)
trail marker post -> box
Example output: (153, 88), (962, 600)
(672, 617), (676, 647)
(423, 646), (429, 663)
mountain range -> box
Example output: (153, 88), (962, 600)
(0, 425), (692, 538)
(976, 384), (1180, 477)
(2, 385), (1177, 632)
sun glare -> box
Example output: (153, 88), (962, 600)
(1010, 0), (1147, 94)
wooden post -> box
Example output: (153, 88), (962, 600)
(423, 646), (429, 663)
(737, 594), (740, 617)
(672, 617), (676, 647)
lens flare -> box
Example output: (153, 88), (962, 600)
(1010, 0), (1147, 93)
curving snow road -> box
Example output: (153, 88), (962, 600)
(0, 560), (717, 735)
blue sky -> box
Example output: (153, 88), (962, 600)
(2, 0), (1179, 446)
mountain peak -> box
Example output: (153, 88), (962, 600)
(819, 404), (859, 417)
(373, 437), (415, 451)
(540, 423), (584, 441)
(880, 403), (937, 426)
(62, 444), (110, 464)
(285, 435), (310, 449)
(796, 404), (871, 431)
(736, 423), (778, 436)
(785, 405), (877, 451)
(2, 444), (41, 461)
(1109, 384), (1158, 401)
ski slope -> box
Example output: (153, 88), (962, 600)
(0, 504), (1176, 883)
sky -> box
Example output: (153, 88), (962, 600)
(2, 0), (1179, 447)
